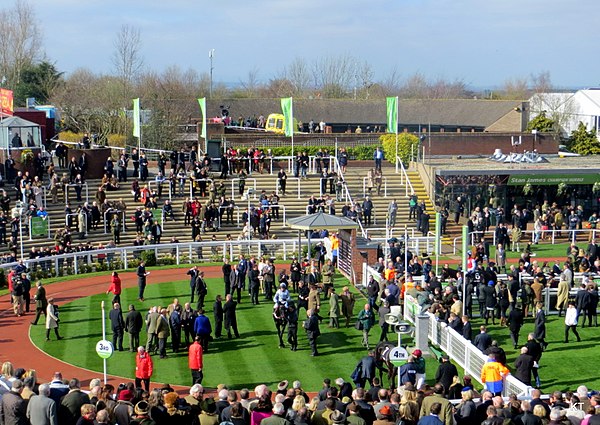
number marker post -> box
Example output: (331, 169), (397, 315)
(96, 301), (114, 384)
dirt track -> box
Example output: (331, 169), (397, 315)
(0, 266), (224, 392)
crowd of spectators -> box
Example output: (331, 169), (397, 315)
(1, 358), (599, 425)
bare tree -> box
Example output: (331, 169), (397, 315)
(399, 73), (469, 99)
(355, 60), (374, 99)
(111, 24), (144, 86)
(498, 76), (530, 100)
(0, 0), (42, 88)
(284, 57), (312, 96)
(311, 54), (355, 98)
(238, 67), (261, 97)
(380, 67), (402, 95)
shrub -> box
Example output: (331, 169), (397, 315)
(380, 133), (420, 165)
(157, 256), (176, 266)
(58, 131), (84, 143)
(107, 134), (126, 148)
(140, 250), (157, 267)
(254, 145), (373, 160)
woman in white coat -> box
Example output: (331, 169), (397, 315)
(45, 298), (62, 341)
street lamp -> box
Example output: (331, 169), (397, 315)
(209, 49), (215, 99)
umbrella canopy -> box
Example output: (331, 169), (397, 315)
(287, 212), (360, 231)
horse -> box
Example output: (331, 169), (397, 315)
(375, 341), (398, 390)
(273, 303), (288, 348)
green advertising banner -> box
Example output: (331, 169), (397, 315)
(507, 174), (599, 186)
(30, 217), (48, 238)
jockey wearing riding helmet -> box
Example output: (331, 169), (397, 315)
(274, 283), (291, 308)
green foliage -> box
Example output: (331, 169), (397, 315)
(527, 111), (555, 132)
(13, 61), (64, 106)
(567, 122), (600, 155)
(260, 145), (374, 160)
(140, 250), (157, 266)
(379, 133), (420, 164)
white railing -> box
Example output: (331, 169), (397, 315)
(218, 206), (242, 228)
(275, 177), (302, 199)
(402, 293), (531, 398)
(362, 176), (388, 197)
(395, 156), (414, 198)
(147, 179), (172, 201)
(0, 239), (325, 275)
(103, 210), (126, 234)
(230, 178), (257, 200)
(66, 182), (89, 204)
(189, 178), (214, 198)
(333, 157), (367, 238)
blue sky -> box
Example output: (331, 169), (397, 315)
(34, 0), (598, 89)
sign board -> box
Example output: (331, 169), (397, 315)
(0, 88), (13, 116)
(30, 217), (48, 238)
(507, 174), (599, 186)
(389, 347), (409, 366)
(96, 340), (114, 359)
(151, 209), (164, 226)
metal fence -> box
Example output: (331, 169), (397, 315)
(362, 264), (531, 397)
(0, 239), (324, 276)
(402, 293), (531, 397)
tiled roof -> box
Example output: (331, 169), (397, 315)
(207, 98), (525, 128)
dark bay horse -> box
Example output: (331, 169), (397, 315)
(375, 341), (398, 389)
(273, 304), (288, 348)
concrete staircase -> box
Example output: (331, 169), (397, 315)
(3, 163), (434, 258)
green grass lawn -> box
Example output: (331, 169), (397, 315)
(469, 313), (600, 393)
(29, 276), (443, 390)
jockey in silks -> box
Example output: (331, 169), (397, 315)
(273, 283), (291, 313)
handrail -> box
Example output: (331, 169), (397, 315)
(395, 156), (414, 198)
(103, 210), (126, 234)
(230, 178), (257, 200)
(333, 156), (367, 238)
(362, 176), (388, 198)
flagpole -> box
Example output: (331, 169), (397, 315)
(138, 123), (142, 179)
(394, 96), (399, 165)
(290, 97), (294, 159)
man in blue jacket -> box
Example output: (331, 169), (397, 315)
(193, 309), (212, 352)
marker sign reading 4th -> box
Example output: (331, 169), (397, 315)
(96, 340), (114, 359)
(389, 347), (408, 366)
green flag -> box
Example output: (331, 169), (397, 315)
(280, 97), (294, 137)
(197, 98), (207, 139)
(386, 96), (398, 133)
(132, 98), (141, 138)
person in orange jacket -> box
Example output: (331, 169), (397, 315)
(106, 271), (122, 305)
(480, 353), (510, 396)
(135, 346), (153, 392)
(188, 336), (204, 385)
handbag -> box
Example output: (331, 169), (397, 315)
(355, 321), (363, 331)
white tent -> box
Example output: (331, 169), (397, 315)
(0, 116), (42, 152)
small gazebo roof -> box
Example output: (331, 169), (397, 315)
(0, 116), (39, 128)
(287, 212), (360, 231)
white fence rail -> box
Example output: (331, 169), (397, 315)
(0, 239), (324, 276)
(362, 264), (531, 397)
(402, 293), (531, 397)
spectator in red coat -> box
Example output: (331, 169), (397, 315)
(188, 336), (204, 386)
(135, 346), (153, 392)
(106, 271), (122, 305)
